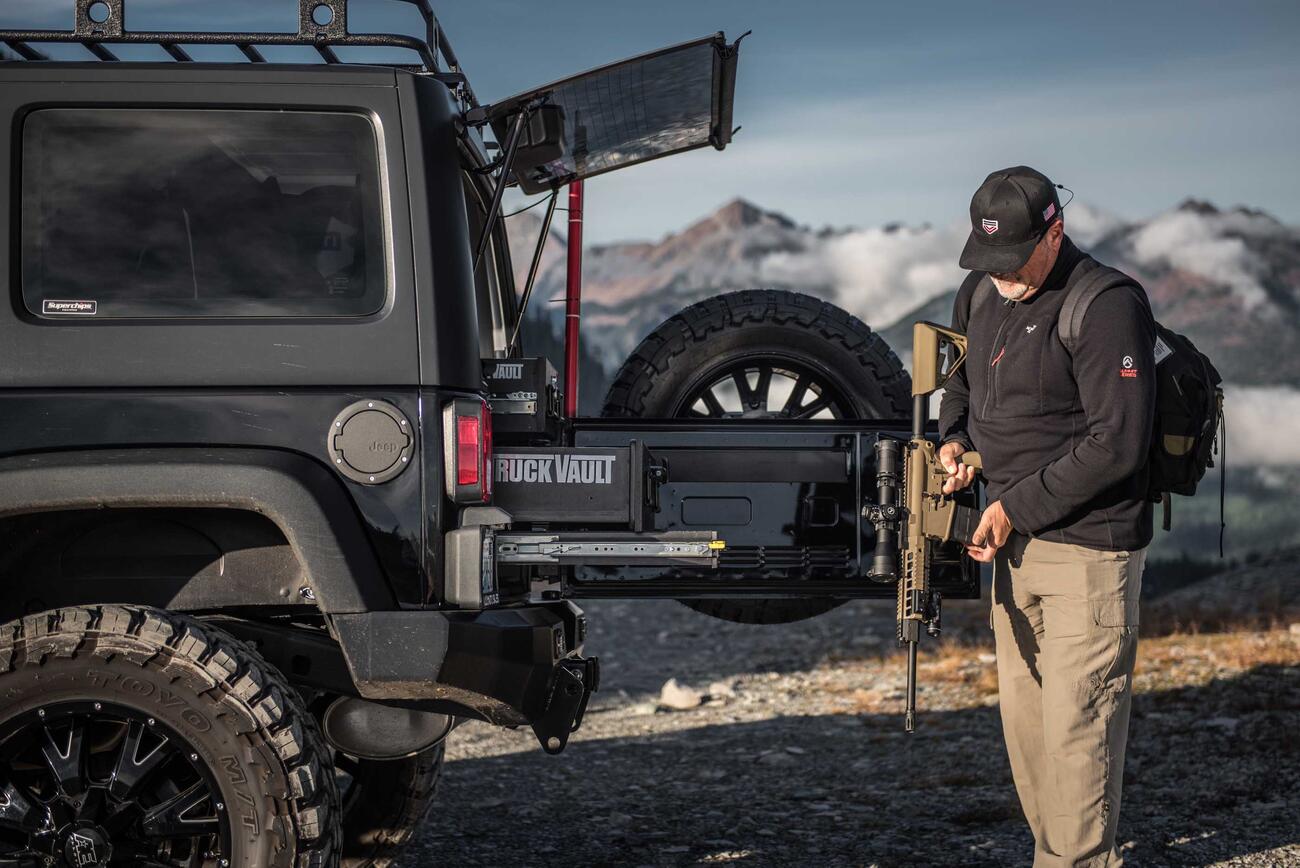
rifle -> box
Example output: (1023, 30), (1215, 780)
(865, 322), (983, 732)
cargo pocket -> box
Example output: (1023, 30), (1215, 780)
(1089, 596), (1139, 695)
(1087, 594), (1138, 835)
(1091, 595), (1139, 629)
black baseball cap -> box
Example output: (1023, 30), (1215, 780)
(959, 166), (1062, 273)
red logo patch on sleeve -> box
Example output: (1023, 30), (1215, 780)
(1120, 354), (1138, 377)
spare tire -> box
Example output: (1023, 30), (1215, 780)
(602, 289), (911, 624)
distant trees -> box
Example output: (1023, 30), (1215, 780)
(1142, 552), (1237, 599)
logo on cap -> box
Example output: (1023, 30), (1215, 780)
(981, 218), (999, 234)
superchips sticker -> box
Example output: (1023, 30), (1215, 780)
(42, 299), (97, 316)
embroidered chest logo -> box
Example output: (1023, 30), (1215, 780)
(981, 218), (999, 234)
(1025, 324), (1037, 334)
(1120, 355), (1138, 378)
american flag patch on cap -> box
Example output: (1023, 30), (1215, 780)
(1042, 202), (1057, 221)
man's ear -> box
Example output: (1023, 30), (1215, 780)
(1047, 217), (1065, 250)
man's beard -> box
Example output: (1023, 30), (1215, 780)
(993, 279), (1033, 300)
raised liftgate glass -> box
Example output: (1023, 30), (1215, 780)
(479, 33), (741, 195)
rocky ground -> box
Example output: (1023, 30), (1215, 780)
(401, 564), (1300, 868)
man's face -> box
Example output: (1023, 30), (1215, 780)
(990, 219), (1065, 300)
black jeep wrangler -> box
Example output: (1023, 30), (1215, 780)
(0, 2), (978, 866)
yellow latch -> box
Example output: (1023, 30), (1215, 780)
(708, 540), (727, 551)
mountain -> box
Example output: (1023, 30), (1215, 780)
(505, 195), (1300, 432)
(890, 199), (1300, 387)
(507, 196), (1300, 391)
(507, 198), (832, 372)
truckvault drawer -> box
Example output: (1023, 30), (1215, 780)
(492, 445), (643, 525)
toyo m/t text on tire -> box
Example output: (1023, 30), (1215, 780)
(0, 606), (340, 867)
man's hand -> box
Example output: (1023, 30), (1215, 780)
(939, 441), (977, 495)
(966, 500), (1014, 563)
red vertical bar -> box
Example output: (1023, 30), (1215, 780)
(563, 179), (584, 418)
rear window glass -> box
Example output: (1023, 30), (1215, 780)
(21, 108), (386, 319)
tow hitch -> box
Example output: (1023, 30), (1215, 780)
(533, 656), (601, 754)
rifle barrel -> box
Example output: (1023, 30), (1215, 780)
(905, 641), (918, 733)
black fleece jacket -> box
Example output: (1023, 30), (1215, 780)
(938, 236), (1157, 551)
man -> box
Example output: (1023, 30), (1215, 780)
(938, 166), (1156, 867)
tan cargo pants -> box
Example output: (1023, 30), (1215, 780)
(991, 533), (1146, 868)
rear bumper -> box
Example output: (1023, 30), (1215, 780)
(331, 602), (595, 746)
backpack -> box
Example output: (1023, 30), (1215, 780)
(966, 261), (1227, 552)
(1058, 263), (1226, 552)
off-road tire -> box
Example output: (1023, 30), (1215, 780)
(0, 605), (341, 867)
(339, 743), (445, 868)
(603, 289), (911, 625)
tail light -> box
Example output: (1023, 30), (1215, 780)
(443, 398), (492, 503)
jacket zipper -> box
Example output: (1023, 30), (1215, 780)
(981, 301), (1015, 417)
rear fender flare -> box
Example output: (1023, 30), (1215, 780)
(0, 448), (394, 613)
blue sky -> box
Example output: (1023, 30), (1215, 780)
(5, 0), (1298, 243)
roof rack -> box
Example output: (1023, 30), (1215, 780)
(0, 0), (478, 108)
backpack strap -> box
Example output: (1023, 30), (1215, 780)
(959, 272), (998, 327)
(1057, 259), (1148, 355)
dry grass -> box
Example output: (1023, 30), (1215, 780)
(1137, 628), (1300, 673)
(821, 638), (1001, 714)
(897, 640), (1001, 697)
(822, 626), (1299, 716)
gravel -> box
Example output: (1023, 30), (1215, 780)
(400, 594), (1300, 867)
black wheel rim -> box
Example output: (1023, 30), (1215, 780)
(0, 701), (231, 867)
(671, 356), (855, 420)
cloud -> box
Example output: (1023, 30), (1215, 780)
(1129, 209), (1271, 309)
(759, 222), (967, 328)
(1059, 201), (1127, 248)
(1222, 385), (1300, 466)
(751, 198), (1125, 330)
